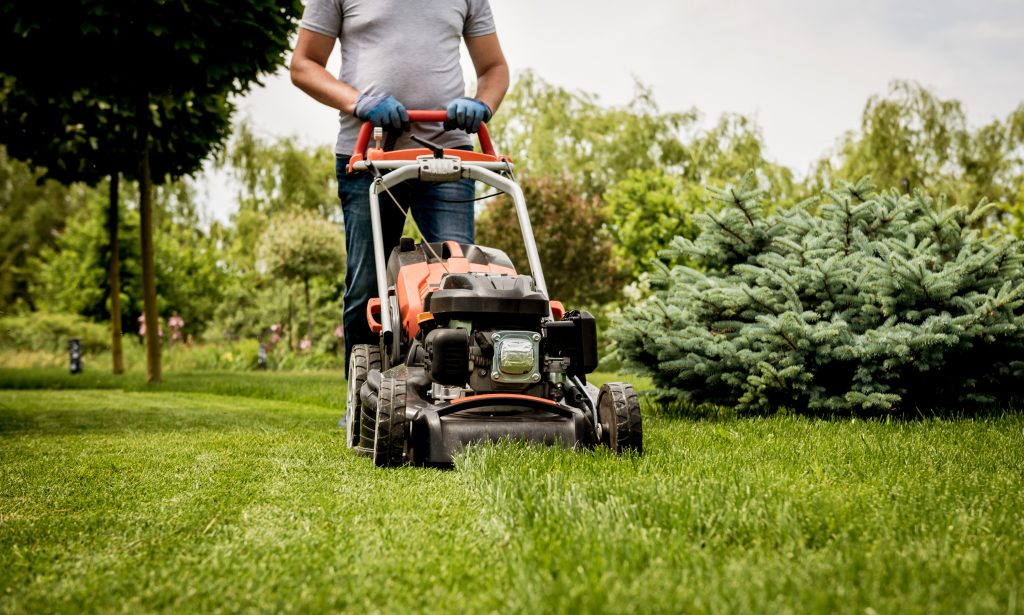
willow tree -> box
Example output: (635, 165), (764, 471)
(0, 0), (300, 382)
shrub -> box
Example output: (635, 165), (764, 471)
(476, 174), (628, 308)
(0, 312), (111, 354)
(611, 173), (1024, 414)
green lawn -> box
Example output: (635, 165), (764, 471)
(1, 368), (1022, 613)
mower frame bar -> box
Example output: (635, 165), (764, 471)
(367, 160), (550, 343)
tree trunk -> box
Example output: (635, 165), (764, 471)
(108, 173), (124, 375)
(139, 143), (161, 383)
(288, 290), (295, 351)
(304, 277), (312, 344)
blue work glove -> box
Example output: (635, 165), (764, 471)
(354, 93), (410, 132)
(445, 97), (492, 133)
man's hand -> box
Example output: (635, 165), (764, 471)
(354, 94), (410, 132)
(444, 97), (493, 133)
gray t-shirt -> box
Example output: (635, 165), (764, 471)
(300, 0), (496, 155)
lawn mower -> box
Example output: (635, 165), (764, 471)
(343, 111), (642, 467)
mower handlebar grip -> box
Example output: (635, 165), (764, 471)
(351, 110), (496, 158)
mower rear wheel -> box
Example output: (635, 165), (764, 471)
(347, 344), (380, 451)
(373, 372), (408, 467)
(597, 382), (643, 455)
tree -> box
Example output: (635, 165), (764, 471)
(679, 113), (796, 201)
(603, 115), (799, 280)
(0, 145), (83, 312)
(611, 173), (1024, 414)
(1, 0), (300, 382)
(223, 122), (339, 219)
(476, 174), (627, 308)
(259, 212), (345, 345)
(487, 71), (696, 198)
(604, 168), (699, 278)
(33, 179), (227, 338)
(813, 81), (1024, 211)
(1, 70), (233, 375)
(485, 74), (797, 297)
(32, 191), (140, 325)
(217, 122), (340, 274)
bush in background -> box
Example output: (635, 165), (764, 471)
(0, 313), (111, 354)
(611, 174), (1024, 414)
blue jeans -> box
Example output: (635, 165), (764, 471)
(336, 152), (475, 370)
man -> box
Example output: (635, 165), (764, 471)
(290, 0), (510, 370)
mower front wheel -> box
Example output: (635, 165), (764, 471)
(346, 344), (381, 450)
(597, 382), (643, 455)
(373, 372), (409, 467)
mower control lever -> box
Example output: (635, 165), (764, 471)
(410, 134), (445, 159)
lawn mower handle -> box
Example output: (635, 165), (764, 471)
(351, 110), (496, 158)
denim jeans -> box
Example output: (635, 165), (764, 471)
(336, 151), (475, 370)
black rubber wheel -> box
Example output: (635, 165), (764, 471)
(346, 344), (380, 450)
(597, 382), (643, 455)
(373, 372), (408, 467)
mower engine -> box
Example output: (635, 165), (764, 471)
(421, 272), (598, 401)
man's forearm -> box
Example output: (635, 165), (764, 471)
(290, 58), (361, 115)
(474, 64), (509, 115)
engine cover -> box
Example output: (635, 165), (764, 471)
(426, 273), (549, 317)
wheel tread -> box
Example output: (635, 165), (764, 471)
(599, 382), (643, 455)
(373, 373), (407, 467)
(355, 346), (381, 450)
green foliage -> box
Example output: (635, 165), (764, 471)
(259, 212), (345, 288)
(222, 122), (339, 219)
(488, 71), (695, 198)
(0, 0), (302, 184)
(0, 312), (110, 354)
(0, 146), (84, 313)
(2, 0), (302, 381)
(209, 277), (344, 352)
(218, 123), (340, 273)
(209, 281), (287, 343)
(612, 173), (1024, 414)
(489, 74), (796, 298)
(33, 182), (226, 336)
(604, 169), (700, 276)
(33, 190), (140, 324)
(258, 212), (344, 340)
(679, 113), (796, 198)
(814, 81), (1024, 212)
(476, 174), (628, 308)
(996, 183), (1024, 238)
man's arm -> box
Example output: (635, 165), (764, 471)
(290, 28), (361, 115)
(465, 33), (509, 114)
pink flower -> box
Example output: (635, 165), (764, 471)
(299, 337), (312, 351)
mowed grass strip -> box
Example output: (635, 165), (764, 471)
(0, 371), (1021, 613)
(0, 368), (346, 410)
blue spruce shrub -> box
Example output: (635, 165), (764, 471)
(610, 173), (1024, 413)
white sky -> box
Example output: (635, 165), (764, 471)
(198, 0), (1024, 223)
